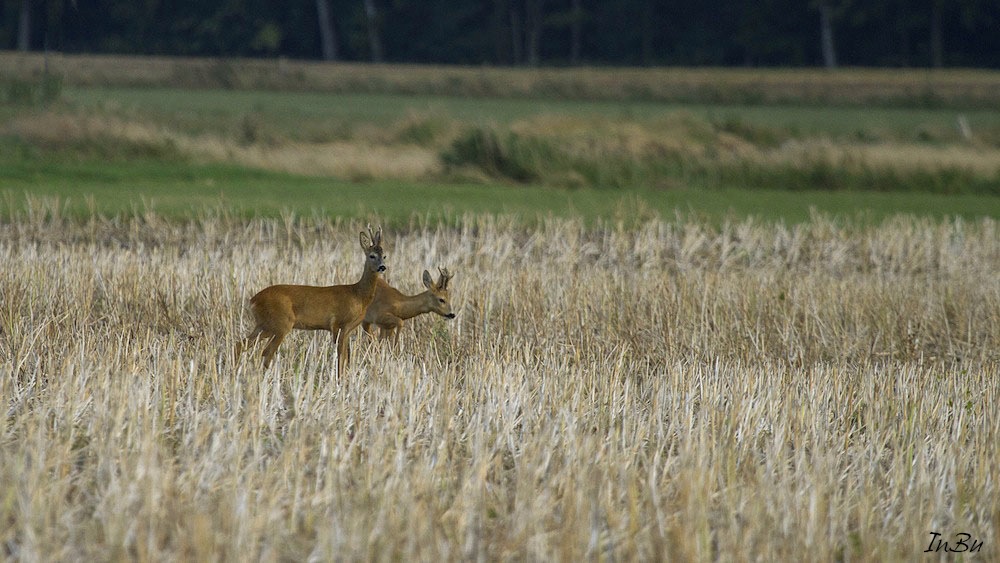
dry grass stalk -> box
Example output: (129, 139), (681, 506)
(1, 208), (998, 559)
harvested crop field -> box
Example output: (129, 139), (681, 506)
(1, 209), (998, 560)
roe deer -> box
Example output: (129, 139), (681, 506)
(237, 226), (386, 377)
(362, 267), (455, 343)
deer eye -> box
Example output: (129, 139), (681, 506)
(439, 298), (446, 303)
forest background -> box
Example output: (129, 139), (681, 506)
(3, 0), (999, 69)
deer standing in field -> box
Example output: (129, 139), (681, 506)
(362, 267), (456, 343)
(237, 226), (386, 378)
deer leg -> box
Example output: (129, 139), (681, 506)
(254, 307), (294, 368)
(261, 330), (288, 368)
(338, 319), (367, 378)
(333, 327), (351, 379)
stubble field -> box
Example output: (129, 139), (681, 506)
(1, 204), (998, 560)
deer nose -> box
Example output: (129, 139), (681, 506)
(446, 313), (456, 319)
(378, 265), (387, 272)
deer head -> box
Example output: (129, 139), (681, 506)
(422, 267), (456, 319)
(360, 225), (387, 274)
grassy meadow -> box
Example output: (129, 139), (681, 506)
(3, 54), (1000, 222)
(4, 84), (1000, 222)
(2, 55), (1000, 559)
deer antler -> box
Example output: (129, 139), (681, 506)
(437, 267), (453, 289)
(365, 224), (383, 247)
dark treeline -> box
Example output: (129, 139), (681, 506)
(3, 0), (998, 68)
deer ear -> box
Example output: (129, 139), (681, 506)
(360, 231), (372, 249)
(422, 270), (434, 289)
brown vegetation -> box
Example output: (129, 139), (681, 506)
(1, 204), (998, 559)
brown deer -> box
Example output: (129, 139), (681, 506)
(237, 226), (386, 377)
(362, 267), (456, 343)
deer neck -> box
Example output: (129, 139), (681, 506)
(353, 266), (381, 304)
(393, 290), (435, 321)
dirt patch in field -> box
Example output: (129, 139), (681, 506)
(206, 141), (441, 179)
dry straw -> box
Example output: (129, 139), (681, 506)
(1, 204), (998, 560)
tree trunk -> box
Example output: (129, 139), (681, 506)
(569, 0), (581, 65)
(525, 0), (544, 67)
(930, 0), (943, 67)
(510, 5), (522, 65)
(18, 0), (31, 52)
(315, 0), (338, 61)
(362, 0), (383, 62)
(819, 3), (837, 68)
(640, 0), (654, 65)
(492, 0), (509, 64)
